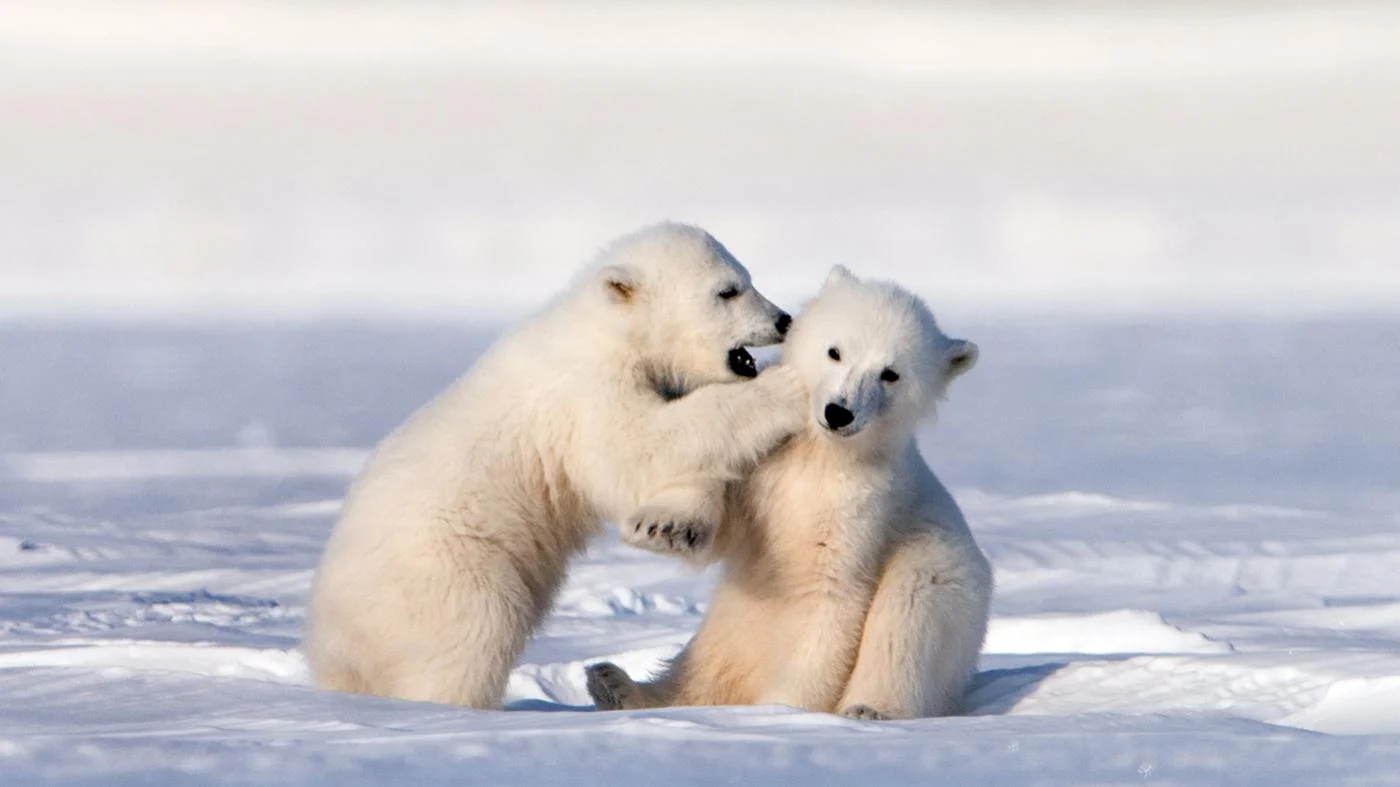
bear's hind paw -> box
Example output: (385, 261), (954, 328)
(840, 704), (893, 721)
(586, 662), (638, 711)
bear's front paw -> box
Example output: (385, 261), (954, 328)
(586, 662), (637, 711)
(759, 364), (807, 405)
(756, 365), (809, 431)
(841, 704), (893, 721)
(621, 507), (714, 557)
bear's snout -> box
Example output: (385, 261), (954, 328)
(775, 313), (792, 336)
(823, 403), (855, 430)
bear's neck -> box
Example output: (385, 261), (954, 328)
(625, 357), (692, 401)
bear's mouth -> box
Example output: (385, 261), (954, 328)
(727, 347), (758, 378)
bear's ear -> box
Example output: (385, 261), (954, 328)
(599, 265), (639, 304)
(822, 265), (857, 292)
(944, 339), (979, 378)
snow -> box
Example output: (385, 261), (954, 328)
(1, 321), (1398, 784)
(3, 0), (1400, 782)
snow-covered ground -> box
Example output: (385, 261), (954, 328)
(1, 320), (1398, 784)
(3, 1), (1400, 783)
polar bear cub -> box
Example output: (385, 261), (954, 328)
(305, 223), (809, 709)
(587, 266), (993, 720)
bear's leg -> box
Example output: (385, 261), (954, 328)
(620, 482), (725, 562)
(377, 549), (544, 709)
(309, 651), (367, 696)
(306, 571), (395, 698)
(631, 365), (807, 477)
(585, 661), (682, 710)
(837, 532), (991, 720)
(585, 662), (643, 710)
(752, 599), (868, 713)
(597, 366), (805, 525)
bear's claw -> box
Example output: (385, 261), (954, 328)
(622, 509), (713, 557)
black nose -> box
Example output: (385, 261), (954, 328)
(775, 313), (792, 336)
(823, 403), (854, 430)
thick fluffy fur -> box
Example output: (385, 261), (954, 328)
(305, 223), (808, 708)
(587, 267), (993, 720)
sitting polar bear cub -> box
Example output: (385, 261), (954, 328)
(305, 223), (809, 708)
(587, 266), (993, 720)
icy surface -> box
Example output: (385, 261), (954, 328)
(1, 322), (1398, 784)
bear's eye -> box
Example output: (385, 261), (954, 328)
(881, 368), (900, 384)
(717, 286), (741, 301)
(827, 347), (841, 362)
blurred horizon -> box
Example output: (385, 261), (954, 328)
(3, 0), (1399, 322)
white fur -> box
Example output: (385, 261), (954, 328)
(587, 266), (992, 720)
(304, 223), (807, 708)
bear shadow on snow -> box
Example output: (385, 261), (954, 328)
(503, 698), (596, 713)
(499, 663), (1071, 716)
(962, 662), (1071, 716)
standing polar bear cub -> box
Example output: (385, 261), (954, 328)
(305, 223), (808, 708)
(588, 266), (993, 720)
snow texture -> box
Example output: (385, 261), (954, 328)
(1, 321), (1398, 785)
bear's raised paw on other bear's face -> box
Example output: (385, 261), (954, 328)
(754, 363), (810, 415)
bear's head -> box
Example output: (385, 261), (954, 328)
(592, 223), (791, 391)
(783, 265), (977, 448)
